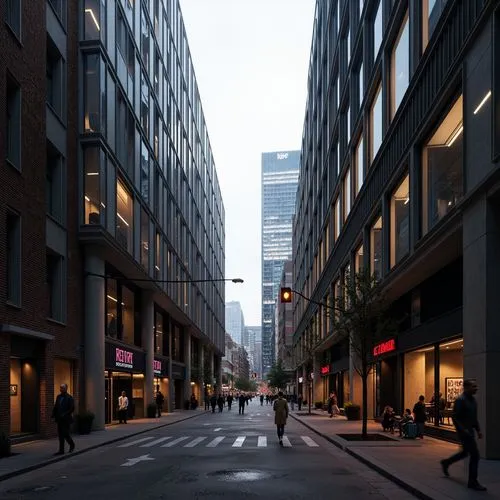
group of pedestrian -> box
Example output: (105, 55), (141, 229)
(207, 393), (250, 414)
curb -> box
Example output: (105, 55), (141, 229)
(0, 410), (207, 483)
(290, 413), (434, 500)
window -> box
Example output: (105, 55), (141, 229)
(422, 96), (463, 234)
(141, 7), (150, 67)
(84, 147), (101, 224)
(359, 63), (364, 108)
(355, 244), (364, 273)
(116, 178), (133, 252)
(6, 211), (21, 305)
(106, 278), (118, 338)
(370, 84), (382, 163)
(6, 0), (21, 38)
(343, 167), (352, 221)
(155, 231), (161, 280)
(46, 250), (64, 321)
(84, 54), (101, 133)
(390, 174), (410, 267)
(391, 12), (409, 119)
(46, 143), (64, 222)
(155, 311), (163, 354)
(346, 27), (351, 67)
(373, 1), (383, 60)
(121, 285), (135, 345)
(422, 0), (448, 52)
(84, 0), (103, 40)
(6, 77), (21, 169)
(140, 140), (149, 202)
(370, 216), (382, 278)
(140, 208), (149, 270)
(141, 73), (149, 136)
(48, 0), (67, 26)
(335, 197), (341, 240)
(346, 104), (351, 145)
(355, 134), (364, 195)
(47, 36), (66, 118)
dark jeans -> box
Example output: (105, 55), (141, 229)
(57, 421), (74, 452)
(276, 424), (285, 438)
(443, 433), (480, 485)
(156, 404), (163, 417)
(118, 409), (127, 423)
(239, 405), (245, 414)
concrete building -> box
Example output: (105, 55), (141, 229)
(80, 0), (225, 427)
(222, 333), (249, 386)
(254, 340), (263, 380)
(261, 151), (300, 377)
(243, 325), (260, 375)
(0, 0), (82, 440)
(225, 301), (244, 345)
(292, 0), (500, 457)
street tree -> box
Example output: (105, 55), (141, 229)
(267, 359), (290, 391)
(234, 378), (257, 392)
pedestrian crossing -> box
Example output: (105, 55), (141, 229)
(118, 435), (320, 450)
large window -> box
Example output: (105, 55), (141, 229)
(84, 54), (101, 133)
(391, 12), (409, 119)
(140, 208), (149, 270)
(355, 244), (364, 273)
(422, 96), (463, 235)
(141, 73), (149, 136)
(121, 285), (135, 345)
(46, 249), (65, 322)
(6, 211), (21, 305)
(47, 143), (64, 222)
(116, 179), (133, 252)
(370, 84), (382, 163)
(355, 135), (364, 195)
(84, 0), (104, 40)
(373, 1), (383, 60)
(155, 311), (163, 354)
(6, 0), (21, 39)
(422, 0), (448, 52)
(141, 7), (150, 68)
(47, 36), (66, 118)
(140, 141), (149, 203)
(6, 77), (21, 170)
(370, 216), (382, 278)
(105, 279), (136, 345)
(335, 197), (341, 240)
(358, 63), (364, 108)
(390, 174), (410, 267)
(343, 167), (352, 221)
(84, 147), (101, 224)
(106, 278), (118, 338)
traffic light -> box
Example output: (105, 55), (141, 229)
(280, 287), (292, 303)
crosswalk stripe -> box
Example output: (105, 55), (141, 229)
(282, 436), (292, 447)
(257, 436), (267, 447)
(301, 436), (319, 447)
(118, 437), (155, 448)
(184, 437), (207, 448)
(206, 436), (225, 447)
(161, 436), (190, 447)
(140, 437), (172, 447)
(232, 436), (246, 447)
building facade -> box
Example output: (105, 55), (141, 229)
(225, 301), (244, 345)
(243, 325), (259, 376)
(261, 151), (300, 377)
(80, 0), (225, 428)
(293, 0), (500, 458)
(276, 262), (294, 389)
(0, 0), (82, 439)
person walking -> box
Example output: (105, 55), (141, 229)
(260, 394), (264, 406)
(155, 390), (164, 417)
(210, 393), (217, 413)
(238, 393), (246, 415)
(227, 394), (233, 411)
(441, 379), (486, 491)
(52, 383), (75, 456)
(273, 391), (289, 445)
(118, 391), (129, 424)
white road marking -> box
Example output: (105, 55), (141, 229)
(282, 436), (292, 447)
(214, 428), (222, 432)
(120, 454), (155, 467)
(118, 437), (155, 448)
(206, 436), (225, 447)
(232, 436), (246, 447)
(266, 414), (271, 417)
(184, 437), (207, 447)
(161, 436), (190, 447)
(257, 436), (267, 447)
(140, 437), (172, 447)
(301, 436), (319, 447)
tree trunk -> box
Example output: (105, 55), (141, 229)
(362, 366), (368, 438)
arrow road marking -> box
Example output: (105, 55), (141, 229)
(120, 454), (155, 467)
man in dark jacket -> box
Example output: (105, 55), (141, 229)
(441, 379), (486, 491)
(52, 383), (75, 455)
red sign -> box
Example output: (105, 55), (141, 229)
(320, 365), (330, 375)
(115, 348), (134, 369)
(153, 359), (162, 375)
(373, 339), (396, 357)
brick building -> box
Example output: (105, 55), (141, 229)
(0, 0), (82, 440)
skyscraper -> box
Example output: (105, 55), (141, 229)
(244, 326), (261, 376)
(225, 301), (245, 345)
(261, 151), (300, 377)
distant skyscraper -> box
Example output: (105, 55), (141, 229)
(225, 301), (245, 345)
(261, 151), (300, 377)
(244, 326), (261, 376)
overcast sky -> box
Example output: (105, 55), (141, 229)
(179, 0), (316, 326)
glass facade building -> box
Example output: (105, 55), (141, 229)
(261, 151), (299, 376)
(80, 0), (225, 427)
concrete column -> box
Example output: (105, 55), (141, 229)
(84, 254), (105, 430)
(463, 197), (500, 459)
(184, 330), (192, 401)
(142, 291), (154, 414)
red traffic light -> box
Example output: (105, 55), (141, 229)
(280, 287), (292, 303)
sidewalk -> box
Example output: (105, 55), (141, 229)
(0, 409), (206, 482)
(291, 410), (500, 499)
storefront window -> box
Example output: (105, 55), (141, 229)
(370, 216), (383, 278)
(106, 278), (118, 338)
(403, 346), (435, 417)
(121, 285), (135, 345)
(84, 147), (101, 224)
(390, 174), (410, 267)
(116, 178), (133, 253)
(439, 338), (463, 428)
(422, 95), (463, 235)
(155, 311), (163, 354)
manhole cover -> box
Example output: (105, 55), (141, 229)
(208, 469), (271, 482)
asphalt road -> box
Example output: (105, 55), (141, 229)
(0, 399), (416, 499)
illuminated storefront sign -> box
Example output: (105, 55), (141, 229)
(153, 359), (162, 375)
(298, 377), (303, 383)
(373, 339), (396, 357)
(320, 365), (331, 375)
(116, 348), (133, 369)
(105, 342), (145, 372)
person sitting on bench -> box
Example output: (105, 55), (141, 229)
(399, 409), (414, 437)
(382, 406), (396, 433)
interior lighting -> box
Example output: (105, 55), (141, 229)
(85, 195), (91, 202)
(117, 212), (130, 227)
(86, 172), (99, 176)
(473, 90), (491, 115)
(446, 125), (463, 147)
(85, 8), (100, 31)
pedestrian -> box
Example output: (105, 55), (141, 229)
(413, 395), (427, 438)
(118, 391), (129, 424)
(238, 393), (246, 415)
(51, 383), (75, 456)
(217, 394), (224, 412)
(441, 379), (487, 491)
(155, 390), (164, 417)
(204, 392), (210, 410)
(227, 394), (233, 411)
(210, 393), (217, 413)
(273, 391), (289, 445)
(298, 394), (303, 411)
(260, 394), (264, 406)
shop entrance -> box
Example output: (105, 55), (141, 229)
(10, 358), (39, 435)
(111, 372), (133, 421)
